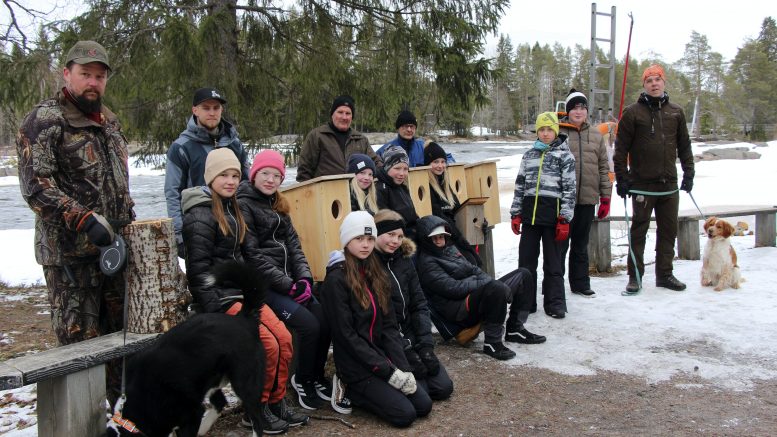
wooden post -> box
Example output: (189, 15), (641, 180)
(477, 225), (496, 278)
(677, 218), (701, 260)
(588, 219), (612, 272)
(37, 365), (106, 437)
(755, 211), (776, 247)
(123, 219), (188, 334)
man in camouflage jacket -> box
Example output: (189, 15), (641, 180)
(16, 41), (135, 347)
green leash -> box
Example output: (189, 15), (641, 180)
(620, 187), (705, 296)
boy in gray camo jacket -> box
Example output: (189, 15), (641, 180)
(509, 111), (576, 319)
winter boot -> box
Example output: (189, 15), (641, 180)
(656, 275), (686, 291)
(623, 277), (641, 296)
(269, 398), (309, 427)
(483, 342), (516, 360)
(572, 289), (596, 297)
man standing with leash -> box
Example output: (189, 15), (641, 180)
(614, 64), (695, 294)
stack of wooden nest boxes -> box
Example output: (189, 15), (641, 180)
(281, 160), (500, 280)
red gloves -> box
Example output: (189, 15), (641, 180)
(597, 197), (611, 220)
(511, 216), (522, 235)
(555, 217), (570, 241)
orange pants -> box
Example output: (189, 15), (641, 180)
(226, 304), (294, 403)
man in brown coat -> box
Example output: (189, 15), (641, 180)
(296, 95), (382, 181)
(614, 64), (694, 294)
(16, 40), (135, 347)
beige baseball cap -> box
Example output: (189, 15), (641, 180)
(65, 40), (111, 71)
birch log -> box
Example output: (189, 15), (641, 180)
(123, 218), (188, 333)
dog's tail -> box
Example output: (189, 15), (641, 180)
(209, 261), (266, 316)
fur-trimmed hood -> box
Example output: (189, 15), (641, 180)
(377, 237), (416, 261)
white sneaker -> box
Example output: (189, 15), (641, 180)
(330, 374), (352, 414)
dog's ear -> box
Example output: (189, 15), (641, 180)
(704, 216), (717, 231)
(721, 220), (735, 237)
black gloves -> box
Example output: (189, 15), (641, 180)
(405, 349), (428, 380)
(680, 176), (693, 192)
(616, 181), (631, 198)
(418, 347), (441, 376)
(80, 212), (114, 247)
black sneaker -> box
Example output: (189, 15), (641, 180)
(330, 374), (353, 415)
(269, 398), (309, 427)
(505, 326), (546, 344)
(290, 374), (325, 410)
(572, 289), (596, 298)
(483, 342), (516, 360)
(314, 377), (332, 401)
(656, 275), (686, 291)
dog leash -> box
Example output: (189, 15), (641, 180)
(621, 187), (704, 296)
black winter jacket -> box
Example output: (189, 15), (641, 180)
(237, 181), (312, 293)
(181, 186), (244, 312)
(415, 215), (492, 321)
(320, 253), (411, 384)
(375, 169), (419, 240)
(376, 239), (434, 351)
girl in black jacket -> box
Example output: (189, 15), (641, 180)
(320, 211), (432, 427)
(238, 150), (332, 412)
(347, 153), (378, 215)
(182, 148), (306, 433)
(374, 209), (454, 401)
(375, 146), (419, 240)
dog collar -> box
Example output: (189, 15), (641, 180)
(111, 412), (142, 434)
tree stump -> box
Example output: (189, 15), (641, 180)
(122, 219), (188, 333)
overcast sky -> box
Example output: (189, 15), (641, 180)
(488, 0), (777, 63)
(4, 1), (776, 64)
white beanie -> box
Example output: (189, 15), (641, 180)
(340, 211), (376, 247)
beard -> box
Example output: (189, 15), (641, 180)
(72, 89), (103, 113)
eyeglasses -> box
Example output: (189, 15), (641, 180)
(257, 170), (283, 182)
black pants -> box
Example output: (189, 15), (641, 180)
(347, 375), (432, 427)
(498, 267), (535, 326)
(560, 204), (595, 292)
(518, 223), (566, 314)
(266, 293), (330, 382)
(461, 280), (508, 343)
(628, 188), (679, 279)
(418, 364), (454, 401)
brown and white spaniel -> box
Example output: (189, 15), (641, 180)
(701, 217), (744, 291)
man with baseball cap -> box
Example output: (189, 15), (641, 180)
(296, 95), (382, 181)
(16, 40), (135, 399)
(164, 87), (248, 256)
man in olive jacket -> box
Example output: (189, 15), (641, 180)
(296, 95), (382, 181)
(614, 64), (694, 294)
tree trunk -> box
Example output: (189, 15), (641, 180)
(122, 219), (188, 334)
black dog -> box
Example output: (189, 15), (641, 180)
(107, 261), (266, 436)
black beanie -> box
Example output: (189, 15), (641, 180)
(424, 142), (447, 166)
(565, 88), (588, 111)
(395, 110), (417, 129)
(330, 95), (356, 116)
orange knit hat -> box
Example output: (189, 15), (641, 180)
(642, 64), (665, 83)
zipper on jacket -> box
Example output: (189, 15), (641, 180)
(531, 151), (546, 225)
(227, 202), (239, 260)
(387, 259), (407, 330)
(268, 196), (289, 276)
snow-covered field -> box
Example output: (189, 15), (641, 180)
(1, 140), (776, 435)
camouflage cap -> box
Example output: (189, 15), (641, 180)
(65, 40), (111, 70)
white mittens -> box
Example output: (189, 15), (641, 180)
(388, 368), (417, 395)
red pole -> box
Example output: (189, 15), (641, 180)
(618, 12), (634, 120)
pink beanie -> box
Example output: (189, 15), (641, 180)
(249, 150), (286, 182)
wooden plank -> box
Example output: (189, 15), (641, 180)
(587, 219), (612, 272)
(478, 226), (496, 278)
(1, 331), (158, 388)
(446, 164), (468, 201)
(38, 365), (106, 437)
(609, 206), (777, 222)
(407, 166), (433, 217)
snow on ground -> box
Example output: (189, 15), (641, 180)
(1, 141), (776, 435)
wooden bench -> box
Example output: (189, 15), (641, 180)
(588, 205), (777, 272)
(0, 331), (159, 437)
